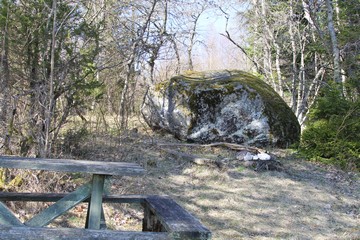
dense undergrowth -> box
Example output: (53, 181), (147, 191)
(300, 85), (360, 171)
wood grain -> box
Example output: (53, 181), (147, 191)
(0, 225), (170, 240)
(0, 156), (145, 176)
(144, 195), (211, 239)
(0, 192), (147, 203)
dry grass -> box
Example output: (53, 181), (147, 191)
(74, 131), (359, 240)
(4, 128), (360, 240)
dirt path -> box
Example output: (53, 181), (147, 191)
(77, 133), (359, 239)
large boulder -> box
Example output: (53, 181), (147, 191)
(141, 70), (300, 147)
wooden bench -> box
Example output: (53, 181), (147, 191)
(0, 225), (169, 240)
(143, 195), (211, 239)
(0, 156), (211, 239)
(0, 156), (144, 229)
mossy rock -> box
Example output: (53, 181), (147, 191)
(141, 70), (300, 148)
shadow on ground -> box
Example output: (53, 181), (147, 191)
(72, 133), (360, 240)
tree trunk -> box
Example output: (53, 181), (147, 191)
(274, 41), (283, 97)
(325, 0), (341, 86)
(289, 0), (298, 112)
(0, 2), (11, 153)
(187, 13), (200, 71)
(171, 37), (181, 74)
(27, 27), (42, 156)
(43, 0), (57, 157)
(296, 41), (306, 123)
(119, 67), (131, 130)
(260, 0), (277, 91)
(299, 67), (325, 126)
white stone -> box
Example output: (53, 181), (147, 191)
(257, 153), (271, 161)
(236, 151), (248, 161)
(244, 152), (254, 161)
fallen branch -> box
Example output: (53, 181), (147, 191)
(160, 148), (223, 168)
(157, 142), (263, 153)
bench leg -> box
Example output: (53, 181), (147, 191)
(85, 174), (105, 230)
(86, 205), (107, 229)
(142, 204), (164, 232)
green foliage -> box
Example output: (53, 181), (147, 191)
(309, 86), (350, 119)
(0, 0), (105, 157)
(300, 85), (360, 171)
(338, 0), (360, 98)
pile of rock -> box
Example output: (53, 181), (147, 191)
(236, 151), (282, 171)
(237, 151), (272, 161)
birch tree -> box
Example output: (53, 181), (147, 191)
(109, 0), (169, 129)
(226, 0), (328, 126)
(325, 0), (341, 86)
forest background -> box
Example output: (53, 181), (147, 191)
(0, 0), (359, 170)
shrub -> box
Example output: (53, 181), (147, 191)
(300, 85), (360, 171)
(62, 127), (89, 156)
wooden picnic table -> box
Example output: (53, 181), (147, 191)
(0, 156), (211, 239)
(0, 156), (144, 230)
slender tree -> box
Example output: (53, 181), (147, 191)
(0, 0), (11, 153)
(326, 0), (341, 85)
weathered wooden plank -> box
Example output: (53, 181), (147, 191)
(100, 176), (110, 230)
(86, 174), (105, 230)
(0, 156), (145, 176)
(103, 176), (111, 195)
(144, 196), (211, 240)
(24, 183), (92, 227)
(0, 202), (23, 226)
(0, 192), (70, 202)
(0, 225), (170, 240)
(0, 192), (147, 203)
(1, 193), (211, 239)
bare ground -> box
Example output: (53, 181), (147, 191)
(70, 130), (359, 240)
(7, 129), (360, 240)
